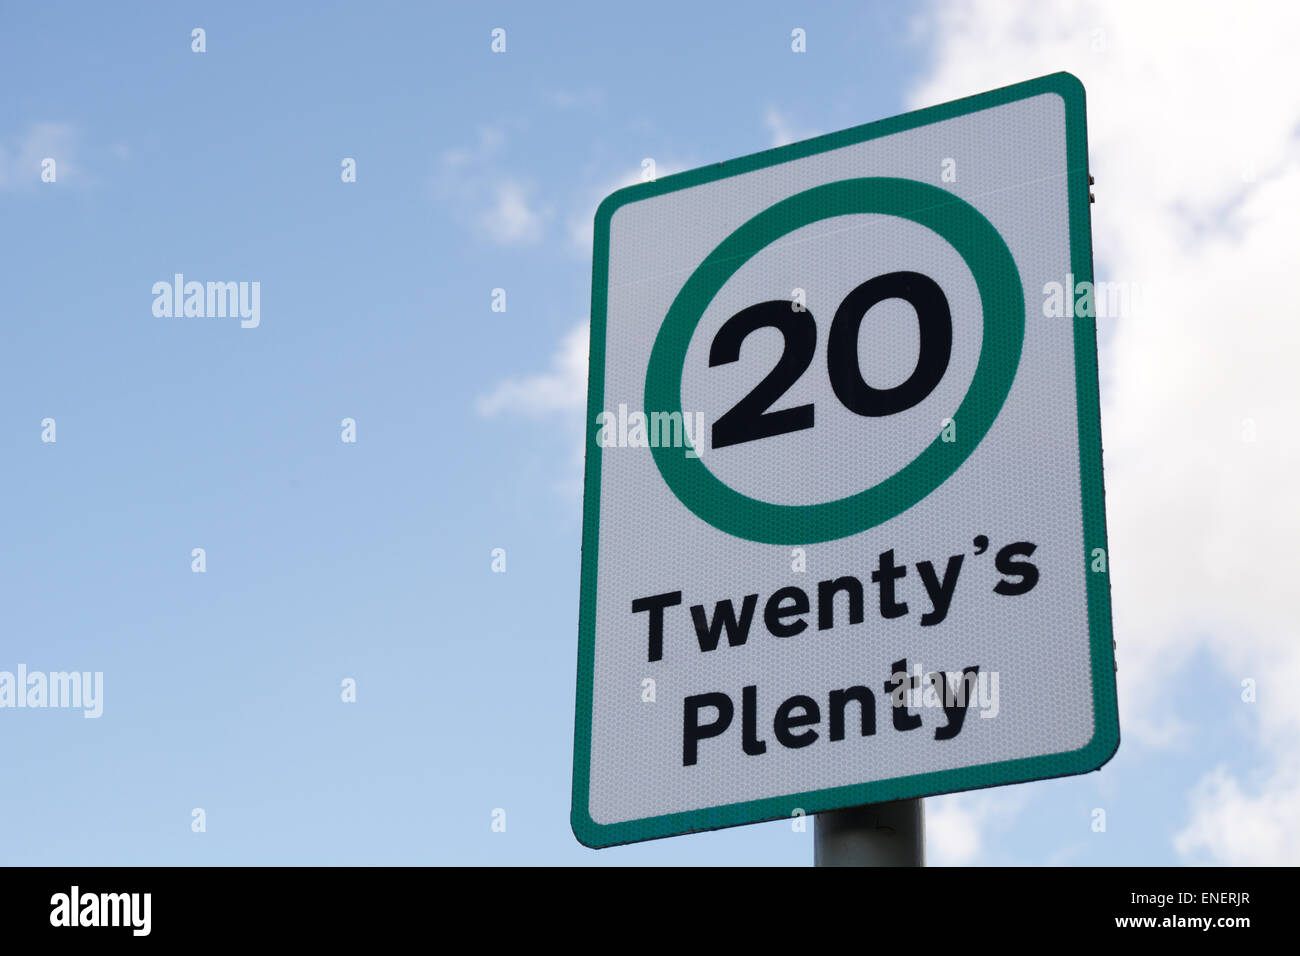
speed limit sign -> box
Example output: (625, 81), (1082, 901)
(571, 72), (1118, 848)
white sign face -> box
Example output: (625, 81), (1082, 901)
(572, 73), (1118, 848)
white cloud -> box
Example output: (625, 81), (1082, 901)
(439, 125), (505, 170)
(0, 122), (76, 189)
(910, 0), (1300, 863)
(1174, 763), (1300, 865)
(478, 322), (590, 496)
(927, 790), (1028, 865)
(926, 799), (983, 865)
(763, 108), (816, 148)
(477, 323), (589, 418)
(433, 126), (548, 245)
(480, 180), (544, 245)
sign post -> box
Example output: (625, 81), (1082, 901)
(814, 799), (924, 867)
(572, 72), (1118, 854)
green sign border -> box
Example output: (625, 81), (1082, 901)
(573, 72), (1119, 849)
(645, 176), (1024, 544)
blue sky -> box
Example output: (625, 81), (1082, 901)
(2, 1), (1295, 865)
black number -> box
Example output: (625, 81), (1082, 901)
(710, 301), (816, 449)
(827, 271), (952, 417)
(707, 272), (953, 449)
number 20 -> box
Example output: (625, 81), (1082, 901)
(709, 271), (953, 449)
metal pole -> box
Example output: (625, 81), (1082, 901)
(814, 798), (924, 866)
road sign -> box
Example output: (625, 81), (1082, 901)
(572, 72), (1118, 849)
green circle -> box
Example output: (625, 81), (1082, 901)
(645, 176), (1024, 545)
